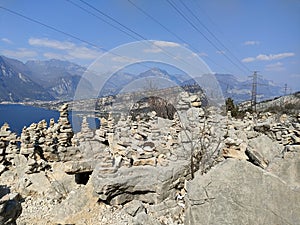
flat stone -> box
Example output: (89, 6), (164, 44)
(222, 148), (249, 160)
(191, 102), (201, 107)
(133, 156), (156, 166)
(248, 134), (282, 163)
(245, 148), (268, 169)
(64, 160), (94, 174)
(123, 200), (146, 217)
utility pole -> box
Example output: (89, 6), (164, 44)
(251, 71), (258, 112)
(284, 84), (287, 96)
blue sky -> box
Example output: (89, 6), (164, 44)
(0, 0), (299, 91)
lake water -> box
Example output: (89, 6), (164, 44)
(0, 104), (100, 135)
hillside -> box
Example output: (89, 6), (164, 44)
(215, 73), (284, 103)
(0, 56), (53, 101)
(0, 56), (286, 103)
(0, 56), (94, 102)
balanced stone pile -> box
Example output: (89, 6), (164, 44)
(249, 113), (300, 153)
(0, 123), (19, 173)
(221, 110), (300, 170)
(1, 90), (299, 224)
(176, 92), (191, 110)
(65, 93), (222, 205)
(0, 104), (79, 174)
(189, 94), (202, 108)
(57, 103), (73, 148)
(185, 110), (300, 225)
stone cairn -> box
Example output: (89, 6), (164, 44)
(57, 103), (73, 148)
(0, 123), (19, 174)
(267, 113), (300, 151)
(3, 91), (298, 186)
(0, 104), (78, 174)
(176, 91), (190, 110)
(74, 116), (94, 143)
(220, 109), (300, 170)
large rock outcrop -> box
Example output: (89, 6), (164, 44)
(91, 160), (190, 205)
(185, 159), (300, 225)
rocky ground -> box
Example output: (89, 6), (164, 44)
(0, 91), (300, 225)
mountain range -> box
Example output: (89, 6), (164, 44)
(0, 55), (284, 103)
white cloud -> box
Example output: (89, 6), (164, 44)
(43, 52), (74, 61)
(243, 40), (260, 46)
(143, 41), (180, 54)
(29, 37), (102, 60)
(1, 38), (13, 44)
(265, 62), (285, 72)
(152, 41), (181, 48)
(242, 52), (295, 63)
(29, 38), (74, 50)
(259, 52), (295, 60)
(242, 57), (255, 63)
(68, 46), (100, 59)
(1, 48), (37, 59)
(216, 50), (225, 55)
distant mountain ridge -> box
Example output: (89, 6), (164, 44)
(0, 56), (53, 101)
(0, 56), (91, 102)
(215, 74), (284, 103)
(0, 55), (284, 103)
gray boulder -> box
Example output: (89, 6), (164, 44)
(267, 151), (300, 188)
(185, 159), (300, 225)
(247, 134), (282, 165)
(91, 160), (190, 205)
(0, 186), (22, 225)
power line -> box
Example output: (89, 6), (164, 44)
(0, 3), (203, 77)
(192, 0), (243, 63)
(178, 0), (251, 74)
(79, 0), (146, 41)
(73, 0), (205, 74)
(0, 5), (100, 50)
(284, 83), (287, 96)
(0, 5), (155, 72)
(65, 0), (173, 73)
(66, 0), (140, 41)
(127, 0), (236, 74)
(166, 0), (250, 75)
(128, 0), (186, 45)
(250, 71), (258, 112)
(1, 3), (229, 90)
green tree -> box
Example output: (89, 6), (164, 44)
(225, 98), (239, 117)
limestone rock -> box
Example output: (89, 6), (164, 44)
(123, 200), (146, 217)
(247, 134), (282, 164)
(0, 186), (22, 225)
(267, 151), (300, 188)
(92, 160), (190, 205)
(222, 148), (248, 160)
(185, 159), (300, 225)
(245, 148), (268, 169)
(132, 211), (159, 225)
(64, 160), (95, 174)
(132, 156), (157, 166)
